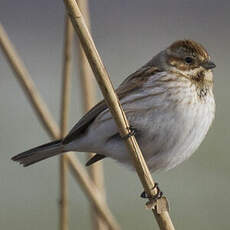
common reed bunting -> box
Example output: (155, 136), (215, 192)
(12, 40), (216, 174)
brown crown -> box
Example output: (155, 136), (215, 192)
(169, 40), (209, 59)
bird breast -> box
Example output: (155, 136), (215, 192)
(145, 75), (215, 171)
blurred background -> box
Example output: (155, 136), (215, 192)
(0, 0), (229, 229)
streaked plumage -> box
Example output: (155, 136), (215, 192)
(12, 40), (216, 172)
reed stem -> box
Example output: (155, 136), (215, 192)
(0, 22), (120, 230)
(77, 0), (107, 229)
(63, 1), (175, 229)
(60, 16), (74, 230)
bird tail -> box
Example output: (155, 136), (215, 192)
(11, 140), (65, 167)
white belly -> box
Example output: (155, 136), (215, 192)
(146, 96), (215, 171)
(68, 74), (215, 172)
(102, 84), (215, 172)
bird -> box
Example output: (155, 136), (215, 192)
(12, 40), (216, 174)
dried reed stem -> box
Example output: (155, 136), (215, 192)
(0, 22), (120, 230)
(60, 155), (69, 230)
(61, 19), (73, 137)
(77, 0), (107, 229)
(60, 16), (74, 230)
(63, 1), (175, 229)
(0, 23), (60, 139)
(67, 155), (120, 230)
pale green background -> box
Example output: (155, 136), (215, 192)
(0, 0), (229, 229)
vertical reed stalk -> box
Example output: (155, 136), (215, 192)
(0, 22), (120, 230)
(63, 1), (175, 229)
(0, 23), (60, 139)
(60, 17), (74, 230)
(68, 155), (120, 230)
(77, 0), (107, 229)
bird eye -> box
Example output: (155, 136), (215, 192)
(185, 57), (193, 64)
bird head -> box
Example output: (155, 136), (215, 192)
(164, 40), (216, 83)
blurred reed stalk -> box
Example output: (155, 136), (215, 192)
(0, 23), (120, 230)
(0, 23), (60, 139)
(77, 0), (107, 229)
(67, 155), (120, 230)
(60, 16), (74, 230)
(63, 0), (175, 229)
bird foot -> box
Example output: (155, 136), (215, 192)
(140, 182), (163, 200)
(121, 126), (136, 139)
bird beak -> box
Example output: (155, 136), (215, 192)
(201, 61), (216, 70)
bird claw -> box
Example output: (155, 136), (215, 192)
(121, 126), (136, 139)
(140, 182), (163, 200)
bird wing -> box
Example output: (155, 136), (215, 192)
(63, 65), (159, 144)
(63, 100), (107, 144)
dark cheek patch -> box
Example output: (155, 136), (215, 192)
(198, 71), (205, 79)
(193, 70), (205, 82)
(168, 57), (190, 71)
(168, 57), (199, 71)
